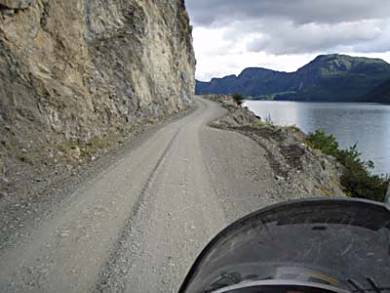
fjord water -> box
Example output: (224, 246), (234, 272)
(245, 101), (390, 175)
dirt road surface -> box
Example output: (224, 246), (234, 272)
(0, 97), (290, 292)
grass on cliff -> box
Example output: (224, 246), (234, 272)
(56, 135), (116, 163)
(306, 130), (389, 202)
(232, 93), (244, 106)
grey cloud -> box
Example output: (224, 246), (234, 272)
(245, 19), (384, 55)
(186, 0), (390, 26)
(187, 0), (390, 56)
(353, 22), (390, 53)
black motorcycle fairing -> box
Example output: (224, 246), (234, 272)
(179, 198), (390, 293)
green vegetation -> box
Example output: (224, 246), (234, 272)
(258, 91), (297, 101)
(306, 130), (389, 202)
(364, 78), (390, 104)
(254, 119), (273, 128)
(232, 93), (244, 106)
(56, 135), (116, 162)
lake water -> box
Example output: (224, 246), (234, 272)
(244, 101), (390, 175)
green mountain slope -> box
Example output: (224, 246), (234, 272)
(363, 79), (390, 103)
(196, 54), (390, 102)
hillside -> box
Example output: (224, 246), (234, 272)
(364, 79), (390, 103)
(196, 68), (293, 97)
(0, 0), (195, 198)
(196, 54), (390, 102)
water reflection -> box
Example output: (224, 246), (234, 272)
(245, 101), (390, 175)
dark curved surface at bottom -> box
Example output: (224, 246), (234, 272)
(180, 198), (390, 293)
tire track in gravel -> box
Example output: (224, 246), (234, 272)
(94, 127), (182, 292)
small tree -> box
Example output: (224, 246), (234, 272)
(232, 93), (244, 106)
(306, 129), (389, 202)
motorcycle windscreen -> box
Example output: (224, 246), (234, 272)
(179, 199), (390, 293)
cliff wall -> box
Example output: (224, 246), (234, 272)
(0, 0), (195, 198)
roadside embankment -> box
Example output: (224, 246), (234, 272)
(205, 95), (346, 197)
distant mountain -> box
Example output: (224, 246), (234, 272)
(364, 79), (390, 104)
(196, 68), (293, 98)
(196, 54), (390, 102)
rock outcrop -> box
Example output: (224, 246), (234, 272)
(0, 0), (195, 198)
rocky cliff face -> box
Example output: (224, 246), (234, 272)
(0, 0), (195, 198)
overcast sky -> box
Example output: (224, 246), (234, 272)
(186, 0), (390, 81)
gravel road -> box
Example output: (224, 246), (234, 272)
(0, 97), (289, 292)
